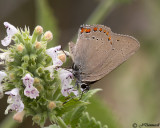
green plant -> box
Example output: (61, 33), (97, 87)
(0, 22), (108, 128)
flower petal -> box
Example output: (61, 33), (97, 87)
(58, 69), (78, 97)
(5, 88), (19, 96)
(0, 71), (7, 82)
(59, 69), (73, 85)
(46, 45), (61, 57)
(22, 74), (34, 87)
(5, 88), (24, 115)
(1, 22), (18, 46)
(1, 36), (12, 46)
(24, 86), (39, 99)
(4, 22), (18, 37)
(46, 45), (63, 66)
(0, 51), (11, 60)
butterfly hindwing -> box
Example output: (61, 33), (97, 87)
(82, 33), (140, 82)
(69, 24), (140, 82)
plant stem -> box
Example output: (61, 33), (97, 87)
(57, 117), (68, 128)
(0, 113), (19, 128)
(85, 0), (115, 24)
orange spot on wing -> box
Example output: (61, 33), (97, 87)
(93, 27), (97, 31)
(84, 28), (88, 33)
(81, 28), (84, 33)
(104, 30), (106, 33)
(86, 28), (91, 33)
(108, 37), (111, 41)
(99, 28), (102, 32)
(106, 32), (109, 35)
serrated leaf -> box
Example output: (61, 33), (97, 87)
(58, 100), (89, 116)
(82, 88), (102, 101)
(78, 112), (108, 128)
(63, 106), (86, 127)
(87, 96), (120, 128)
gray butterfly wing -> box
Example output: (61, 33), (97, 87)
(69, 24), (140, 82)
(82, 33), (140, 82)
(69, 25), (113, 76)
(68, 41), (76, 62)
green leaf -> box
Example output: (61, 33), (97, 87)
(78, 112), (108, 128)
(56, 117), (68, 128)
(82, 88), (102, 101)
(87, 96), (122, 128)
(57, 99), (89, 116)
(63, 106), (86, 128)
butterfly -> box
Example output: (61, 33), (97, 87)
(69, 24), (140, 91)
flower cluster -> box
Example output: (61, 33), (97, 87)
(0, 22), (80, 126)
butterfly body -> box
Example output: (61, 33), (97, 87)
(69, 24), (140, 90)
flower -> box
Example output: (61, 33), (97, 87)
(0, 51), (13, 63)
(16, 44), (24, 52)
(5, 88), (19, 95)
(1, 22), (18, 46)
(59, 69), (73, 86)
(24, 86), (39, 99)
(46, 45), (63, 67)
(48, 101), (56, 110)
(22, 73), (34, 87)
(35, 42), (42, 49)
(0, 71), (7, 84)
(43, 31), (53, 41)
(5, 88), (24, 114)
(22, 74), (39, 99)
(57, 51), (67, 63)
(13, 111), (25, 123)
(0, 71), (7, 98)
(58, 69), (78, 97)
(35, 26), (43, 35)
(44, 65), (55, 79)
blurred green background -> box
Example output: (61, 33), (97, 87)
(0, 0), (160, 128)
